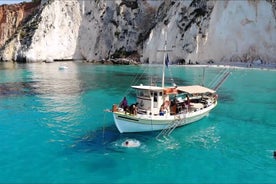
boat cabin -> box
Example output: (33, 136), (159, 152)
(132, 84), (217, 116)
(132, 85), (168, 116)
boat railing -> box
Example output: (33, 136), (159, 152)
(208, 68), (231, 90)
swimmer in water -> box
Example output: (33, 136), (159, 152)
(122, 139), (140, 148)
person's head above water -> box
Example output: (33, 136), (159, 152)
(122, 139), (141, 148)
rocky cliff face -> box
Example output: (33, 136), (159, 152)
(1, 0), (276, 64)
(0, 1), (40, 47)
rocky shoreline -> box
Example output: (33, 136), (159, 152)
(1, 57), (275, 71)
(184, 62), (276, 71)
(54, 59), (276, 70)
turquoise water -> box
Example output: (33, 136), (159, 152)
(0, 62), (275, 183)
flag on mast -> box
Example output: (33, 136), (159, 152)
(165, 53), (169, 68)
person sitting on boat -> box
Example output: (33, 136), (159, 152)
(119, 97), (128, 111)
(159, 104), (165, 116)
(129, 102), (138, 115)
(171, 95), (177, 106)
(185, 94), (190, 106)
(169, 96), (178, 115)
(184, 94), (191, 111)
(164, 100), (170, 109)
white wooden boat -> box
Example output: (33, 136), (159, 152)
(112, 84), (218, 133)
(111, 57), (222, 133)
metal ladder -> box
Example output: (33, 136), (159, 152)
(156, 115), (184, 139)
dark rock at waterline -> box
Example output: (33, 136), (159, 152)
(110, 58), (140, 65)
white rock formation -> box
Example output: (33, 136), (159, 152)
(188, 0), (276, 63)
(143, 0), (276, 64)
(24, 0), (82, 62)
(1, 0), (276, 64)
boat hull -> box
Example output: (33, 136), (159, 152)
(113, 103), (217, 133)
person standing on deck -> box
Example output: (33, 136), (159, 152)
(119, 97), (128, 111)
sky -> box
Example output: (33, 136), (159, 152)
(0, 0), (31, 5)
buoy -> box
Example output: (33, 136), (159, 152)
(59, 65), (68, 70)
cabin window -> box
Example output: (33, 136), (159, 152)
(137, 90), (150, 97)
(153, 92), (158, 102)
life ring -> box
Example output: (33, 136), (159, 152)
(164, 88), (177, 94)
(172, 88), (178, 94)
(163, 88), (170, 95)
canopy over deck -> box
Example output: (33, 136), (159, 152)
(177, 85), (216, 94)
(131, 85), (164, 91)
(131, 85), (216, 94)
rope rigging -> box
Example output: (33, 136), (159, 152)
(121, 66), (149, 100)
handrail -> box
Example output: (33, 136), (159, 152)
(213, 72), (231, 90)
(207, 68), (231, 90)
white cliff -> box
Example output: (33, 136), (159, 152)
(143, 0), (276, 64)
(0, 0), (276, 64)
(25, 0), (82, 62)
(188, 0), (276, 64)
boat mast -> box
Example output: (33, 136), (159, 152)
(157, 26), (171, 88)
(162, 34), (167, 88)
(202, 67), (205, 86)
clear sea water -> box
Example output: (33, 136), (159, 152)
(0, 62), (275, 183)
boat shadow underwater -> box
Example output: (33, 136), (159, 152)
(69, 124), (157, 154)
